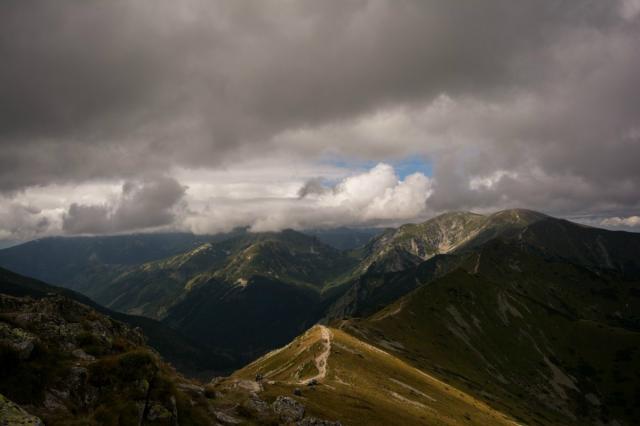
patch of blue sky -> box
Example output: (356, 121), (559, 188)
(320, 154), (432, 181)
(392, 156), (433, 179)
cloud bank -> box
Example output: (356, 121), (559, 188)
(185, 163), (432, 234)
(0, 1), (639, 238)
(62, 176), (186, 234)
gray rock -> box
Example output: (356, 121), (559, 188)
(71, 348), (95, 362)
(66, 366), (97, 409)
(0, 393), (44, 426)
(234, 379), (263, 392)
(0, 323), (36, 360)
(272, 396), (305, 422)
(214, 411), (242, 424)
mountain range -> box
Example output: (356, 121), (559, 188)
(1, 209), (639, 425)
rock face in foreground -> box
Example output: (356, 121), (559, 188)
(0, 394), (43, 426)
(0, 293), (204, 425)
(0, 292), (346, 425)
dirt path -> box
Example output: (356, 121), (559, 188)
(301, 325), (332, 384)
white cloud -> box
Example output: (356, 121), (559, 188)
(601, 216), (640, 228)
(184, 163), (433, 233)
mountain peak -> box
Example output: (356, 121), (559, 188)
(487, 208), (547, 225)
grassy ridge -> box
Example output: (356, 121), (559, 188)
(233, 325), (519, 426)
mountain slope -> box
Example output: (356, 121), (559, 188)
(163, 275), (327, 365)
(328, 209), (640, 319)
(357, 211), (487, 274)
(210, 230), (356, 289)
(357, 209), (549, 274)
(89, 242), (232, 318)
(0, 267), (235, 376)
(0, 233), (214, 293)
(342, 240), (640, 425)
(227, 325), (519, 426)
(84, 229), (356, 320)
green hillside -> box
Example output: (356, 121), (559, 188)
(342, 241), (640, 425)
(84, 229), (356, 321)
(228, 325), (519, 426)
(327, 209), (640, 320)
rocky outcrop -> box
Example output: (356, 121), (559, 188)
(272, 396), (305, 422)
(1, 292), (345, 425)
(0, 322), (36, 360)
(0, 394), (43, 426)
(0, 294), (207, 424)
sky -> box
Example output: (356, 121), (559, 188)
(1, 0), (640, 242)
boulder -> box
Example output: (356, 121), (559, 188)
(0, 323), (37, 360)
(272, 396), (305, 422)
(0, 394), (44, 426)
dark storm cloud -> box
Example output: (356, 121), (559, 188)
(62, 176), (186, 234)
(298, 178), (329, 198)
(1, 0), (639, 232)
(0, 1), (628, 187)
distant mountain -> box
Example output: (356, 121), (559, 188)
(13, 230), (355, 364)
(210, 230), (357, 289)
(84, 229), (356, 320)
(85, 241), (232, 319)
(148, 231), (357, 364)
(0, 226), (378, 291)
(0, 233), (213, 292)
(325, 209), (640, 319)
(0, 229), (361, 368)
(357, 209), (545, 274)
